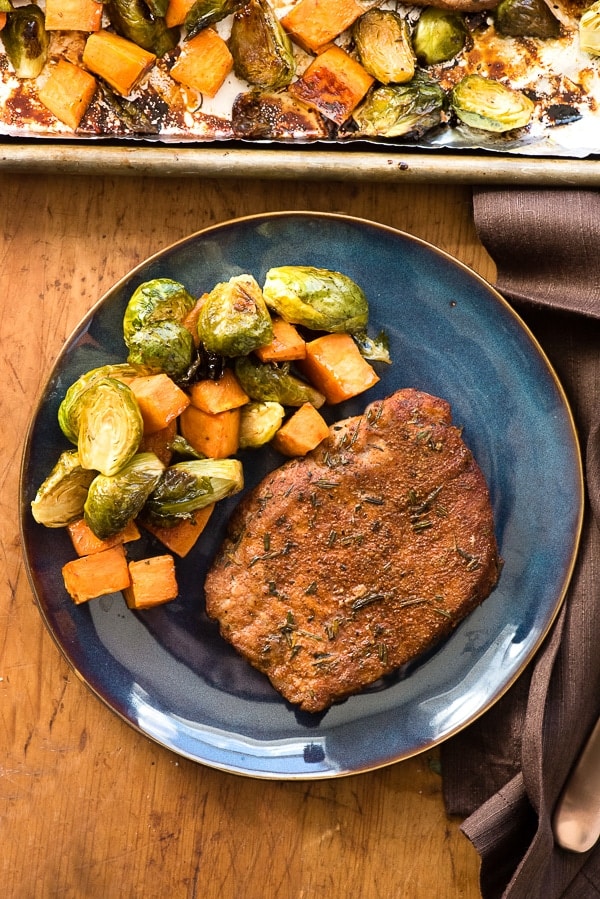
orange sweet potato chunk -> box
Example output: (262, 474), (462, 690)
(271, 403), (330, 457)
(128, 373), (190, 434)
(170, 29), (233, 98)
(141, 505), (215, 557)
(189, 368), (249, 414)
(67, 518), (141, 557)
(37, 60), (97, 130)
(45, 0), (103, 32)
(124, 555), (179, 609)
(288, 45), (374, 125)
(255, 318), (307, 363)
(281, 0), (365, 54)
(62, 544), (131, 604)
(300, 333), (380, 403)
(179, 405), (241, 458)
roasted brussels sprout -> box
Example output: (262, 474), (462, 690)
(84, 452), (165, 539)
(353, 331), (391, 364)
(0, 1), (13, 11)
(352, 73), (447, 138)
(144, 0), (169, 16)
(451, 74), (535, 132)
(31, 450), (96, 528)
(197, 274), (273, 357)
(413, 8), (467, 66)
(168, 434), (206, 459)
(353, 9), (415, 85)
(239, 401), (285, 448)
(262, 266), (368, 335)
(184, 0), (246, 40)
(144, 459), (244, 525)
(123, 278), (197, 344)
(78, 377), (143, 477)
(105, 0), (179, 57)
(58, 363), (140, 445)
(235, 356), (326, 408)
(231, 90), (330, 140)
(494, 0), (561, 38)
(3, 4), (49, 79)
(229, 0), (296, 90)
(126, 320), (195, 379)
(580, 1), (600, 55)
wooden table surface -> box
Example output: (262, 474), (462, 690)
(1, 172), (497, 899)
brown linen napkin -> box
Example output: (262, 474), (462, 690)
(441, 188), (600, 898)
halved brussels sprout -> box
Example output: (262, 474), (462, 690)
(494, 0), (561, 39)
(144, 458), (244, 525)
(126, 320), (195, 379)
(3, 4), (49, 79)
(229, 0), (296, 90)
(123, 278), (197, 344)
(184, 0), (246, 40)
(353, 9), (415, 85)
(31, 450), (96, 528)
(105, 0), (179, 57)
(78, 377), (143, 477)
(352, 73), (447, 139)
(580, 1), (600, 55)
(58, 363), (140, 445)
(197, 274), (273, 357)
(413, 8), (467, 66)
(235, 356), (326, 408)
(239, 401), (285, 448)
(451, 74), (535, 132)
(84, 452), (165, 539)
(262, 266), (368, 335)
(168, 434), (206, 459)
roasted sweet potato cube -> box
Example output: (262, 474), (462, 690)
(37, 59), (97, 130)
(67, 518), (141, 557)
(281, 0), (364, 54)
(124, 555), (179, 609)
(141, 505), (215, 557)
(189, 368), (249, 414)
(62, 544), (131, 604)
(128, 373), (190, 434)
(288, 45), (374, 125)
(255, 318), (307, 362)
(300, 333), (380, 403)
(170, 28), (233, 98)
(272, 403), (330, 457)
(179, 405), (241, 458)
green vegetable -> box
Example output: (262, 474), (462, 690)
(78, 377), (143, 477)
(580, 1), (600, 55)
(494, 0), (561, 39)
(184, 0), (245, 40)
(144, 0), (169, 16)
(262, 266), (368, 335)
(353, 8), (415, 85)
(144, 458), (244, 525)
(126, 320), (195, 379)
(3, 4), (49, 79)
(197, 274), (273, 357)
(451, 74), (535, 132)
(58, 363), (139, 445)
(105, 0), (179, 57)
(84, 452), (165, 539)
(239, 401), (285, 448)
(413, 8), (467, 66)
(235, 356), (325, 408)
(353, 331), (391, 364)
(123, 278), (197, 345)
(352, 73), (447, 139)
(229, 0), (295, 90)
(31, 450), (96, 528)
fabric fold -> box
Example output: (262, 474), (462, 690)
(441, 188), (600, 898)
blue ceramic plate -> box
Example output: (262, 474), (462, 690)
(20, 213), (583, 779)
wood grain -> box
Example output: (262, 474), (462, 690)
(0, 174), (494, 899)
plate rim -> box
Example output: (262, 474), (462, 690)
(19, 210), (585, 778)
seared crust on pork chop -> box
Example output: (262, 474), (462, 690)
(204, 389), (502, 713)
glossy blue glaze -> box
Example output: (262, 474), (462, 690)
(20, 213), (583, 778)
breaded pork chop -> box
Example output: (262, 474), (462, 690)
(204, 389), (502, 713)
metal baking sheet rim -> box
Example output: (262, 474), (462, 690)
(3, 141), (600, 184)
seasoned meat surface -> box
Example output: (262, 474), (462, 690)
(204, 389), (502, 713)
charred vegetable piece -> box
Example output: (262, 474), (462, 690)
(353, 8), (415, 85)
(262, 266), (368, 334)
(231, 90), (330, 140)
(84, 452), (165, 539)
(579, 0), (600, 55)
(58, 363), (140, 444)
(123, 278), (197, 344)
(3, 4), (49, 78)
(413, 8), (467, 66)
(31, 450), (96, 528)
(494, 0), (561, 38)
(126, 320), (195, 379)
(353, 330), (391, 364)
(229, 0), (295, 90)
(184, 0), (245, 40)
(197, 274), (273, 357)
(144, 458), (244, 525)
(239, 401), (285, 448)
(352, 73), (446, 138)
(451, 74), (534, 132)
(78, 377), (143, 476)
(234, 356), (326, 408)
(106, 0), (179, 57)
